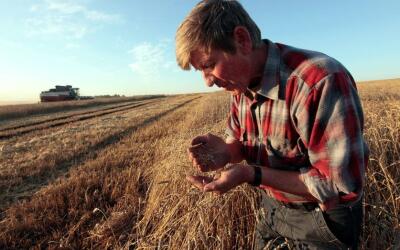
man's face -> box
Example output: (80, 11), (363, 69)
(190, 47), (251, 95)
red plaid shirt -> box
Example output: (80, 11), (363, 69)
(226, 39), (368, 208)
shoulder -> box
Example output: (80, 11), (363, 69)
(277, 43), (349, 89)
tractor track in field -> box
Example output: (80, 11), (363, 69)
(0, 96), (200, 214)
(0, 99), (156, 132)
(0, 99), (160, 140)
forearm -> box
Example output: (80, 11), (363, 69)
(223, 140), (315, 200)
(190, 163), (316, 203)
(244, 165), (317, 202)
(263, 167), (317, 201)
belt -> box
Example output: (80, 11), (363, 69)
(276, 201), (319, 211)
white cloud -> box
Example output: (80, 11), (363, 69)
(128, 41), (175, 79)
(85, 10), (120, 22)
(30, 5), (40, 12)
(26, 0), (121, 40)
(45, 0), (85, 14)
(26, 15), (88, 39)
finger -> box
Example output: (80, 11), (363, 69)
(191, 156), (211, 172)
(192, 158), (201, 168)
(186, 175), (213, 189)
(190, 155), (200, 167)
(199, 162), (215, 172)
(195, 163), (203, 172)
(188, 150), (213, 169)
(188, 143), (206, 154)
(191, 135), (208, 146)
(197, 175), (213, 183)
(186, 176), (204, 190)
(196, 162), (209, 172)
(187, 151), (194, 161)
(203, 179), (227, 194)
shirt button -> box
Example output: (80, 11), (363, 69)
(315, 207), (320, 212)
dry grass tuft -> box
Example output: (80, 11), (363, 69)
(358, 79), (400, 249)
(134, 93), (258, 249)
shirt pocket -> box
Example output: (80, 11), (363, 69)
(265, 136), (310, 170)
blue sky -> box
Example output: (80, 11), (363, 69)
(0, 0), (399, 103)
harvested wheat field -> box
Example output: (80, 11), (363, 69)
(0, 79), (399, 249)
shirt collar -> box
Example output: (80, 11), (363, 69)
(256, 39), (282, 100)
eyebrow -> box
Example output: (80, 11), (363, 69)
(199, 56), (214, 68)
(191, 51), (212, 70)
(192, 59), (207, 71)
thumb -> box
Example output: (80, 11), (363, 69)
(203, 178), (226, 193)
(191, 135), (208, 146)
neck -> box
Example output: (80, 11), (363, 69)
(247, 42), (268, 96)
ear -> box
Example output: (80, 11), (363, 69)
(233, 26), (252, 55)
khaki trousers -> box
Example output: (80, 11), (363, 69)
(255, 191), (363, 250)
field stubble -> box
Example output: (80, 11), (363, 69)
(0, 95), (194, 212)
(0, 79), (399, 249)
(0, 95), (165, 122)
(358, 80), (400, 249)
(0, 99), (157, 138)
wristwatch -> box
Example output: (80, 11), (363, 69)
(249, 165), (262, 186)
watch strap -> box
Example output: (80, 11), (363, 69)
(250, 165), (262, 186)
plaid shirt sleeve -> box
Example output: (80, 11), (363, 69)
(294, 72), (367, 208)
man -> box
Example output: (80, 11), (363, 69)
(176, 0), (369, 249)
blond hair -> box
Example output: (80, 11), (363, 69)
(176, 0), (262, 70)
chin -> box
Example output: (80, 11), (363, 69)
(221, 87), (243, 96)
(230, 89), (244, 96)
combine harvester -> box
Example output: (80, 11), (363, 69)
(40, 85), (80, 102)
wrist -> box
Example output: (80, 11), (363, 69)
(248, 165), (262, 186)
(225, 140), (243, 164)
(223, 143), (232, 164)
(241, 165), (254, 184)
